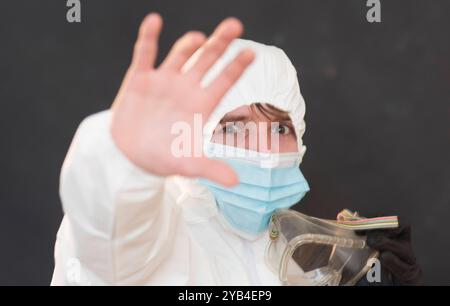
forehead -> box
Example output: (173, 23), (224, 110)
(220, 104), (291, 122)
(222, 105), (251, 117)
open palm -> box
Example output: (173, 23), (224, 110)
(111, 14), (254, 186)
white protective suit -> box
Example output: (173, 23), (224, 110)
(51, 39), (307, 285)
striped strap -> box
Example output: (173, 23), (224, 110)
(329, 209), (399, 230)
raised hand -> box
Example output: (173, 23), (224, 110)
(110, 13), (255, 186)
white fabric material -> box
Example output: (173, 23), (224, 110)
(52, 39), (307, 285)
(204, 142), (303, 168)
(184, 39), (307, 159)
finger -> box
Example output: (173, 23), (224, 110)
(366, 232), (416, 264)
(379, 251), (423, 285)
(396, 224), (412, 241)
(184, 17), (243, 81)
(366, 225), (411, 241)
(196, 158), (238, 187)
(159, 31), (207, 71)
(131, 13), (163, 71)
(356, 223), (411, 239)
(354, 230), (366, 236)
(204, 49), (255, 111)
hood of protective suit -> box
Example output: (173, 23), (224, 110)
(179, 39), (308, 236)
(184, 38), (307, 159)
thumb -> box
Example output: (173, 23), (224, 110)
(196, 158), (238, 187)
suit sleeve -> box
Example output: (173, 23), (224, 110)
(51, 110), (182, 285)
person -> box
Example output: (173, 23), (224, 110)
(51, 13), (421, 285)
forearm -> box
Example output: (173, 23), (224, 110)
(56, 110), (180, 285)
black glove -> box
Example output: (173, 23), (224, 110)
(355, 224), (423, 286)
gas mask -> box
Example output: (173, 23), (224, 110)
(265, 209), (399, 286)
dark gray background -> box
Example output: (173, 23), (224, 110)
(0, 0), (449, 285)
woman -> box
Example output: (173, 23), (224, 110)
(51, 13), (421, 285)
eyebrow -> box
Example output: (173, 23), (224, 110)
(219, 115), (294, 126)
(280, 120), (295, 130)
(219, 115), (251, 124)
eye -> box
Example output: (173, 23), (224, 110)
(223, 123), (243, 134)
(271, 123), (291, 135)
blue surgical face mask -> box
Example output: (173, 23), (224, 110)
(198, 144), (310, 239)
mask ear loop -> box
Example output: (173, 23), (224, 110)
(265, 215), (282, 275)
